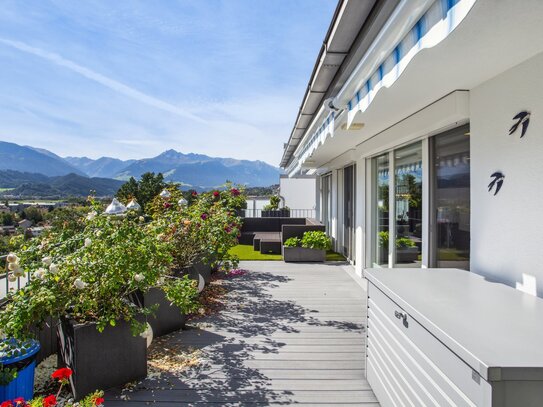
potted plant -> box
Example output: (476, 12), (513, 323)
(0, 339), (41, 402)
(0, 201), (199, 400)
(283, 231), (331, 262)
(262, 195), (290, 218)
(395, 236), (418, 263)
(377, 231), (418, 263)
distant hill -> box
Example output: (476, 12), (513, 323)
(114, 150), (281, 188)
(64, 156), (135, 178)
(0, 171), (123, 197)
(0, 141), (281, 189)
(0, 141), (85, 176)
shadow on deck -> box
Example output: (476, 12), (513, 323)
(105, 261), (378, 406)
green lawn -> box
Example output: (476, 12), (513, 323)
(229, 244), (346, 262)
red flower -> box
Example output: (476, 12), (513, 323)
(1, 401), (14, 407)
(191, 191), (198, 196)
(163, 202), (172, 209)
(231, 188), (240, 196)
(200, 213), (208, 220)
(42, 395), (57, 407)
(213, 191), (220, 197)
(13, 399), (25, 406)
(51, 367), (72, 382)
(224, 226), (232, 233)
(94, 397), (105, 406)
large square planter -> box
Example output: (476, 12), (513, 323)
(396, 247), (419, 263)
(144, 288), (186, 338)
(283, 246), (326, 262)
(262, 209), (290, 218)
(194, 260), (212, 284)
(57, 318), (147, 401)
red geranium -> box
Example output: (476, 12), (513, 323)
(51, 367), (72, 382)
(94, 397), (105, 405)
(1, 401), (14, 407)
(13, 399), (26, 406)
(42, 395), (57, 407)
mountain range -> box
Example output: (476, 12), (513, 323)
(0, 141), (281, 195)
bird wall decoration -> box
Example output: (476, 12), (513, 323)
(488, 172), (505, 195)
(509, 111), (530, 138)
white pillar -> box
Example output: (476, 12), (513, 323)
(330, 169), (339, 249)
(355, 156), (366, 277)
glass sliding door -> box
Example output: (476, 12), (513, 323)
(343, 165), (356, 262)
(432, 127), (470, 269)
(394, 142), (423, 267)
(372, 155), (390, 266)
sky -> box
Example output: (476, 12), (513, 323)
(0, 0), (336, 166)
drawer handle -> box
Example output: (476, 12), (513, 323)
(394, 310), (409, 328)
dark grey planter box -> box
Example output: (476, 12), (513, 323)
(283, 246), (326, 262)
(262, 209), (290, 218)
(194, 260), (212, 284)
(396, 247), (419, 263)
(144, 288), (186, 337)
(57, 318), (147, 401)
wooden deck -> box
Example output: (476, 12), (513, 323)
(105, 261), (378, 406)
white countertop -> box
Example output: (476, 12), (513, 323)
(365, 268), (543, 381)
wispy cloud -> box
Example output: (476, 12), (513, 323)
(0, 38), (206, 124)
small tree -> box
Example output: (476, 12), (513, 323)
(116, 172), (166, 211)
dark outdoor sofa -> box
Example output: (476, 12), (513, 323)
(240, 217), (324, 254)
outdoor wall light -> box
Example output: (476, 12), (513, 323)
(126, 199), (141, 211)
(105, 198), (127, 215)
(159, 189), (171, 199)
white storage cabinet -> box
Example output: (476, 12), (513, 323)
(365, 268), (543, 407)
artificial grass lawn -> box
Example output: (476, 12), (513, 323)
(229, 244), (346, 262)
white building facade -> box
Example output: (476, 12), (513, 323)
(281, 0), (543, 296)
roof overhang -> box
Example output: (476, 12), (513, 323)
(280, 0), (399, 168)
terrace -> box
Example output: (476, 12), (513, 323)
(104, 261), (377, 406)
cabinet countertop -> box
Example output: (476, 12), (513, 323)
(365, 268), (543, 381)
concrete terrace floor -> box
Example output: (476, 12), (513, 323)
(105, 261), (378, 406)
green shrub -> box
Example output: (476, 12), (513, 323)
(301, 231), (331, 251)
(284, 237), (302, 247)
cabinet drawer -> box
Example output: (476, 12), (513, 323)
(367, 283), (492, 407)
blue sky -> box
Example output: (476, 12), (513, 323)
(0, 0), (336, 166)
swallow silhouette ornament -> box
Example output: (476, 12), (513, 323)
(488, 172), (505, 195)
(509, 111), (530, 138)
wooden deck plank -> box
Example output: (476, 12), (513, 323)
(105, 261), (377, 405)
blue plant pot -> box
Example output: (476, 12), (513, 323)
(0, 339), (41, 402)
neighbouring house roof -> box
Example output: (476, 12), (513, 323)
(280, 0), (399, 168)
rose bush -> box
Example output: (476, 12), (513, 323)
(0, 198), (199, 339)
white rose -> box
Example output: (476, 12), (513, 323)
(13, 267), (25, 278)
(139, 216), (145, 223)
(42, 256), (52, 266)
(84, 238), (92, 247)
(6, 253), (18, 264)
(49, 263), (59, 274)
(33, 268), (46, 280)
(7, 262), (19, 271)
(7, 273), (17, 282)
(86, 211), (97, 221)
(95, 230), (102, 237)
(157, 277), (165, 285)
(134, 273), (145, 282)
(74, 278), (87, 289)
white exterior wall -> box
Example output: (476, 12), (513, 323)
(279, 176), (317, 211)
(471, 51), (543, 297)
